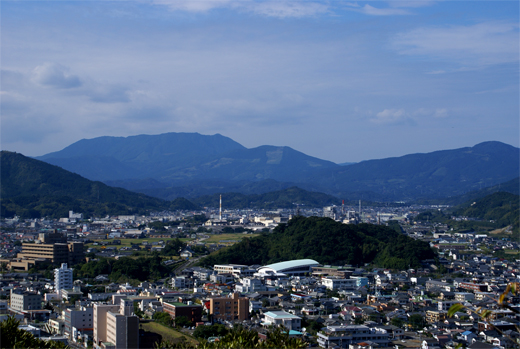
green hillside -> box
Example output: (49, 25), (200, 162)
(415, 191), (519, 237)
(199, 216), (436, 269)
(0, 151), (199, 218)
(192, 186), (341, 209)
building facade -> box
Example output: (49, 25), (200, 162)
(209, 293), (249, 322)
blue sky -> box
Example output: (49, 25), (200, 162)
(1, 0), (518, 163)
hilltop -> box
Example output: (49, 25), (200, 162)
(0, 151), (199, 218)
(199, 216), (436, 269)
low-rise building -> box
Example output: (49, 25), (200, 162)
(317, 325), (389, 349)
(262, 311), (301, 331)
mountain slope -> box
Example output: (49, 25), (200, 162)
(308, 141), (519, 201)
(37, 132), (337, 183)
(0, 151), (199, 218)
(192, 186), (341, 209)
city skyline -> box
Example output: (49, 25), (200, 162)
(1, 0), (519, 163)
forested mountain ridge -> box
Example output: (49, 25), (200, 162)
(199, 216), (436, 269)
(0, 151), (199, 218)
(36, 133), (519, 202)
(191, 187), (341, 209)
(36, 132), (337, 183)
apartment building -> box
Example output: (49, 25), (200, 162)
(16, 241), (84, 267)
(322, 277), (357, 291)
(163, 301), (202, 325)
(93, 300), (139, 349)
(64, 306), (93, 338)
(317, 325), (389, 349)
(55, 263), (73, 293)
(10, 290), (42, 312)
(209, 292), (249, 322)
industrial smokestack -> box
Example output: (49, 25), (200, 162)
(219, 195), (222, 220)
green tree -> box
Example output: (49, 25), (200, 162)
(0, 316), (68, 349)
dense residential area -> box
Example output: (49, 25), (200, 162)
(0, 200), (519, 349)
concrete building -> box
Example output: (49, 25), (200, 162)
(209, 293), (249, 322)
(317, 325), (389, 348)
(163, 302), (202, 325)
(10, 290), (42, 312)
(262, 311), (301, 331)
(93, 301), (139, 349)
(322, 277), (357, 291)
(55, 263), (73, 294)
(64, 306), (93, 338)
(16, 241), (84, 266)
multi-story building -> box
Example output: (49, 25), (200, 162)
(64, 306), (93, 338)
(262, 311), (301, 331)
(455, 292), (475, 302)
(209, 293), (249, 322)
(163, 302), (202, 325)
(16, 241), (84, 267)
(10, 290), (42, 312)
(426, 310), (447, 324)
(170, 276), (194, 289)
(322, 277), (357, 291)
(438, 300), (459, 312)
(93, 300), (138, 349)
(55, 263), (73, 293)
(214, 264), (249, 276)
(235, 278), (267, 293)
(317, 325), (389, 348)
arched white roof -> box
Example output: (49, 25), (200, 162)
(257, 259), (319, 274)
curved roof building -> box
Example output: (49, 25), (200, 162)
(256, 259), (319, 276)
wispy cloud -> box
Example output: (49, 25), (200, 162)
(392, 21), (520, 67)
(370, 108), (411, 124)
(151, 0), (329, 17)
(357, 4), (411, 16)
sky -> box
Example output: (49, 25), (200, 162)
(1, 0), (519, 163)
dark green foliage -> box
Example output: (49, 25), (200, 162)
(0, 151), (198, 218)
(408, 314), (426, 330)
(75, 254), (171, 281)
(454, 192), (519, 228)
(415, 191), (519, 236)
(192, 187), (340, 209)
(193, 324), (228, 339)
(196, 325), (307, 349)
(174, 316), (193, 328)
(199, 216), (435, 268)
(163, 239), (187, 256)
(0, 316), (68, 348)
(153, 311), (173, 327)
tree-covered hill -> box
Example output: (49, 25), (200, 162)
(453, 192), (519, 228)
(192, 186), (341, 209)
(0, 151), (199, 218)
(199, 216), (435, 269)
(414, 191), (519, 237)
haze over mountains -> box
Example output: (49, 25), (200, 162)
(35, 133), (519, 202)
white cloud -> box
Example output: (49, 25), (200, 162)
(371, 108), (410, 124)
(358, 4), (411, 16)
(151, 0), (329, 17)
(392, 21), (520, 67)
(32, 63), (82, 89)
(433, 108), (447, 118)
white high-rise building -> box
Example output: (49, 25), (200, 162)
(55, 263), (73, 294)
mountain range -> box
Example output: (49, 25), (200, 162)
(35, 133), (519, 202)
(0, 151), (199, 219)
